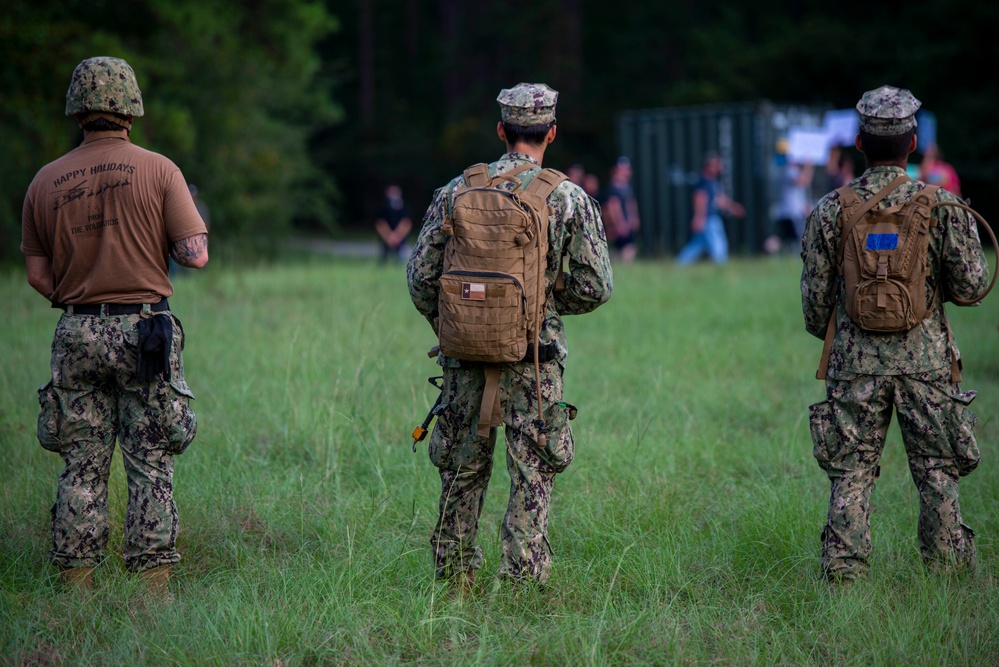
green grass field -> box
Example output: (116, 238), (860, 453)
(2, 254), (999, 666)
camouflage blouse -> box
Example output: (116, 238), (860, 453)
(800, 165), (990, 377)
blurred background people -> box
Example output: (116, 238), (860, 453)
(919, 143), (962, 198)
(676, 151), (745, 265)
(374, 184), (413, 264)
(825, 146), (856, 192)
(602, 156), (640, 263)
(765, 160), (814, 254)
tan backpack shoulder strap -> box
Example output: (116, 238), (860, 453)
(843, 174), (910, 219)
(835, 185), (863, 226)
(833, 186), (861, 272)
(462, 163), (491, 188)
(902, 183), (940, 228)
(523, 168), (568, 200)
(917, 184), (941, 205)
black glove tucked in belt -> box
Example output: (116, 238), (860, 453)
(137, 314), (173, 383)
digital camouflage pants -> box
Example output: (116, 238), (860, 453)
(38, 308), (197, 572)
(809, 368), (979, 580)
(428, 360), (575, 584)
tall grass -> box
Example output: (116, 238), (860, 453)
(2, 254), (998, 666)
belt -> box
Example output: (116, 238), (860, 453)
(64, 299), (169, 316)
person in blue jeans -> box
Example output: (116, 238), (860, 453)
(676, 151), (745, 265)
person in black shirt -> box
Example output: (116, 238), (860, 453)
(375, 184), (413, 263)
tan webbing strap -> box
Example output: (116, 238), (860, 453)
(488, 163), (535, 188)
(815, 304), (838, 380)
(911, 184), (940, 224)
(932, 286), (962, 382)
(944, 310), (963, 383)
(477, 364), (503, 437)
(554, 262), (566, 292)
(463, 163), (491, 188)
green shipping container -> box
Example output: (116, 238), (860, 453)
(617, 101), (832, 258)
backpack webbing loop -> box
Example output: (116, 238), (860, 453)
(462, 163), (491, 188)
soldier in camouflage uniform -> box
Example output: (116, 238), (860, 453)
(21, 57), (209, 593)
(407, 83), (613, 589)
(801, 85), (990, 581)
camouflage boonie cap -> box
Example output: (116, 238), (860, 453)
(856, 85), (920, 136)
(497, 83), (558, 126)
(66, 56), (144, 117)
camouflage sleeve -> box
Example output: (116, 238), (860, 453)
(936, 191), (991, 305)
(554, 187), (614, 315)
(406, 184), (452, 329)
(800, 192), (841, 339)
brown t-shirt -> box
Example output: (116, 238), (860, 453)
(21, 131), (208, 304)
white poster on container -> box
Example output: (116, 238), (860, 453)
(786, 127), (831, 164)
(823, 109), (859, 147)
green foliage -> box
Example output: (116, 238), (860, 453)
(3, 256), (999, 664)
(1, 0), (342, 263)
(5, 1), (999, 262)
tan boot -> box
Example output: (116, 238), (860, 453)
(58, 566), (95, 591)
(139, 565), (173, 602)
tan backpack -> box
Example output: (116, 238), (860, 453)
(816, 174), (997, 380)
(839, 175), (940, 333)
(437, 162), (567, 440)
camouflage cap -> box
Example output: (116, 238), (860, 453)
(66, 56), (144, 118)
(856, 85), (920, 136)
(497, 83), (558, 126)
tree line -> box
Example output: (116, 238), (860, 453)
(3, 0), (996, 263)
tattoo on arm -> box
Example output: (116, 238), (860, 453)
(171, 233), (208, 267)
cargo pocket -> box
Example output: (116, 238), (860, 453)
(538, 401), (575, 473)
(37, 380), (66, 452)
(947, 398), (980, 477)
(809, 400), (836, 473)
(164, 380), (197, 455)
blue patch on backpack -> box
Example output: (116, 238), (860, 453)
(866, 233), (898, 251)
